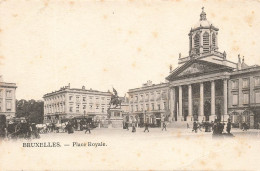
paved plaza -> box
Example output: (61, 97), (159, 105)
(1, 127), (260, 171)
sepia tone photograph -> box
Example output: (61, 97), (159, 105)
(0, 0), (260, 170)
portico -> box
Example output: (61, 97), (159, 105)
(166, 58), (234, 123)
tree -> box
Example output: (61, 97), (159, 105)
(16, 99), (44, 124)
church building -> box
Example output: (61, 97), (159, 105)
(165, 8), (260, 128)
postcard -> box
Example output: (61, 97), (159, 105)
(0, 0), (260, 170)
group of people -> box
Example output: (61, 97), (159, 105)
(65, 119), (92, 134)
(124, 122), (168, 133)
(0, 119), (40, 140)
(191, 119), (233, 137)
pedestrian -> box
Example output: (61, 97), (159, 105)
(226, 119), (232, 134)
(144, 122), (149, 132)
(85, 123), (91, 134)
(126, 122), (129, 131)
(132, 123), (136, 133)
(192, 121), (198, 133)
(66, 121), (74, 134)
(242, 122), (248, 131)
(162, 122), (167, 131)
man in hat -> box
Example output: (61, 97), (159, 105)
(226, 119), (232, 134)
(144, 122), (149, 132)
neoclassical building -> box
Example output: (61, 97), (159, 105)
(127, 80), (169, 127)
(43, 84), (111, 124)
(0, 76), (17, 119)
(165, 8), (260, 128)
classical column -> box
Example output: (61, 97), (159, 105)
(169, 87), (175, 122)
(223, 79), (228, 122)
(178, 86), (183, 122)
(210, 80), (216, 121)
(187, 84), (192, 121)
(199, 82), (204, 122)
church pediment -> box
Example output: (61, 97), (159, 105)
(177, 62), (212, 77)
(166, 59), (233, 81)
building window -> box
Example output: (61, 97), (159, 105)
(102, 108), (105, 113)
(135, 105), (138, 111)
(157, 104), (160, 110)
(96, 104), (99, 109)
(76, 96), (80, 103)
(76, 105), (80, 113)
(163, 102), (166, 110)
(145, 94), (149, 101)
(255, 92), (260, 103)
(83, 105), (86, 110)
(83, 97), (86, 102)
(6, 101), (11, 111)
(89, 105), (93, 110)
(150, 93), (154, 101)
(69, 96), (73, 101)
(212, 33), (216, 47)
(255, 77), (260, 87)
(194, 33), (200, 54)
(151, 103), (154, 111)
(203, 32), (209, 52)
(135, 96), (138, 102)
(140, 95), (143, 102)
(232, 80), (238, 89)
(6, 90), (12, 98)
(131, 105), (133, 112)
(69, 107), (73, 112)
(243, 93), (249, 104)
(146, 104), (149, 111)
(232, 94), (238, 105)
(156, 92), (161, 101)
(242, 78), (249, 89)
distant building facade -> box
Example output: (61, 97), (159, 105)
(127, 81), (169, 127)
(43, 84), (111, 124)
(0, 76), (17, 119)
(228, 63), (260, 128)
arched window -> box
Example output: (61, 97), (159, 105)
(212, 33), (216, 47)
(194, 33), (200, 54)
(203, 32), (209, 53)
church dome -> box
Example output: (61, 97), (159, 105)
(192, 7), (218, 30)
(193, 20), (213, 29)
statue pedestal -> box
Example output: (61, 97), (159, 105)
(107, 108), (123, 128)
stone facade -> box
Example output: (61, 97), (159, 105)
(127, 81), (169, 127)
(0, 76), (17, 119)
(43, 84), (111, 124)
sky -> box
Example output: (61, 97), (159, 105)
(0, 0), (260, 100)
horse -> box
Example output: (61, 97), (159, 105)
(109, 98), (122, 108)
(55, 122), (68, 133)
(36, 123), (48, 134)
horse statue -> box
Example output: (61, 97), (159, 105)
(108, 88), (122, 109)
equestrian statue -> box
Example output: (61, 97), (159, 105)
(108, 88), (122, 109)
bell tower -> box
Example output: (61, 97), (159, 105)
(188, 7), (219, 57)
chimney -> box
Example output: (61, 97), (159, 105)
(237, 54), (241, 70)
